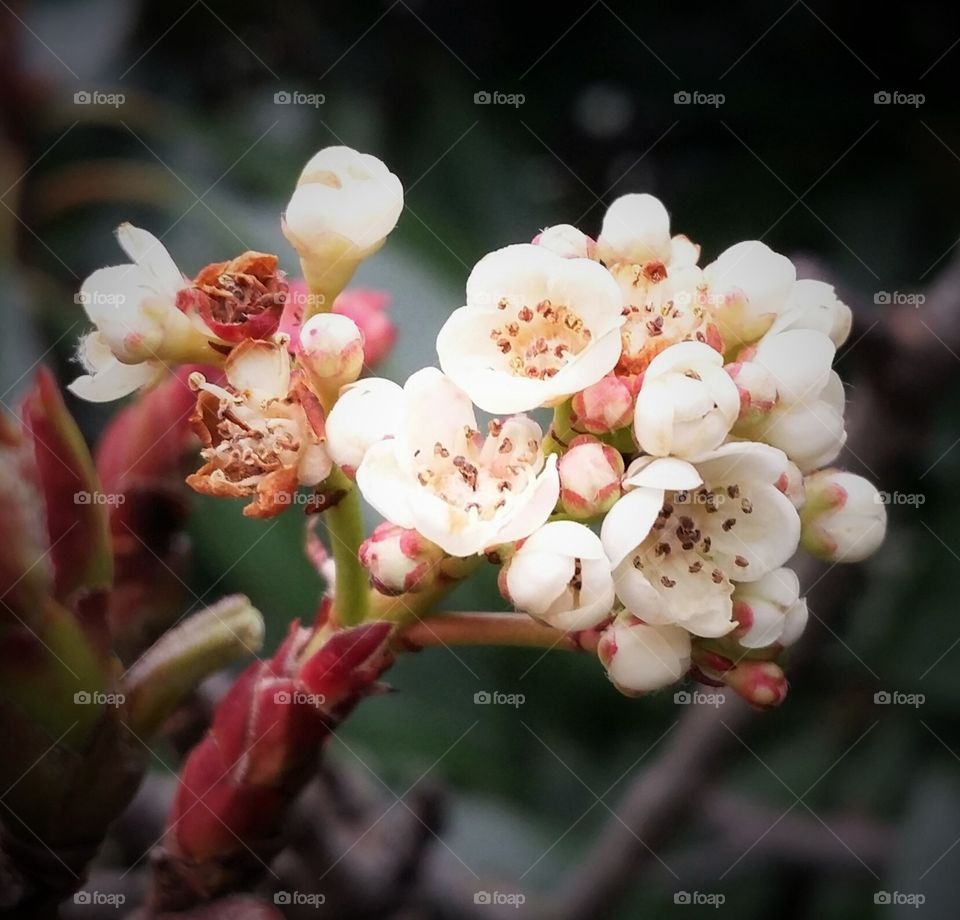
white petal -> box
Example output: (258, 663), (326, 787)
(755, 328), (835, 404)
(355, 439), (417, 530)
(491, 454), (560, 546)
(520, 520), (606, 560)
(601, 487), (664, 566)
(68, 358), (159, 402)
(597, 194), (672, 265)
(623, 456), (702, 490)
(115, 223), (184, 299)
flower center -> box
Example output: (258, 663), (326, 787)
(490, 298), (592, 380)
(413, 420), (540, 520)
(630, 482), (754, 586)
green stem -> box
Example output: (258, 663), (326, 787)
(324, 468), (370, 627)
(125, 595), (264, 736)
(397, 611), (600, 653)
(543, 399), (576, 457)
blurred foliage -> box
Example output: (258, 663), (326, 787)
(3, 1), (960, 917)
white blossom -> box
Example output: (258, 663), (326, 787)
(436, 244), (624, 413)
(69, 224), (218, 401)
(601, 442), (801, 637)
(355, 368), (559, 556)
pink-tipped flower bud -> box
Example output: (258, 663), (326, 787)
(800, 469), (887, 563)
(333, 289), (396, 367)
(725, 359), (778, 421)
(724, 658), (789, 709)
(498, 521), (615, 631)
(570, 374), (637, 434)
(732, 568), (808, 650)
(359, 523), (444, 596)
(532, 224), (597, 260)
(298, 312), (364, 389)
(558, 435), (624, 518)
(597, 615), (691, 697)
(776, 460), (806, 509)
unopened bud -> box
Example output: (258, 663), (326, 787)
(299, 313), (364, 389)
(359, 523), (444, 596)
(725, 359), (778, 421)
(499, 521), (614, 631)
(558, 435), (623, 518)
(731, 568), (807, 649)
(723, 658), (788, 709)
(800, 469), (886, 563)
(333, 289), (397, 366)
(532, 224), (597, 260)
(571, 374), (637, 434)
(597, 616), (691, 697)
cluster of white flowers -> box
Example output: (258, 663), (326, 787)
(341, 189), (886, 703)
(69, 147), (886, 705)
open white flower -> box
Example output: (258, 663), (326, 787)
(500, 521), (615, 631)
(703, 240), (796, 350)
(283, 146), (403, 297)
(768, 279), (853, 348)
(732, 567), (808, 648)
(436, 244), (624, 414)
(738, 328), (846, 472)
(69, 224), (219, 402)
(597, 616), (691, 696)
(326, 377), (404, 476)
(601, 442), (801, 637)
(633, 341), (739, 458)
(355, 368), (559, 556)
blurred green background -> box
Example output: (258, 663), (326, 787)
(2, 1), (960, 917)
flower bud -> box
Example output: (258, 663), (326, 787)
(633, 341), (739, 458)
(774, 279), (853, 348)
(597, 616), (691, 696)
(597, 193), (672, 266)
(298, 312), (364, 389)
(325, 377), (404, 477)
(499, 521), (615, 631)
(333, 288), (396, 366)
(570, 374), (637, 434)
(558, 435), (624, 518)
(776, 461), (806, 509)
(732, 568), (808, 649)
(800, 469), (887, 562)
(697, 653), (788, 709)
(725, 359), (778, 421)
(282, 146), (403, 304)
(532, 224), (597, 259)
(359, 523), (444, 596)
